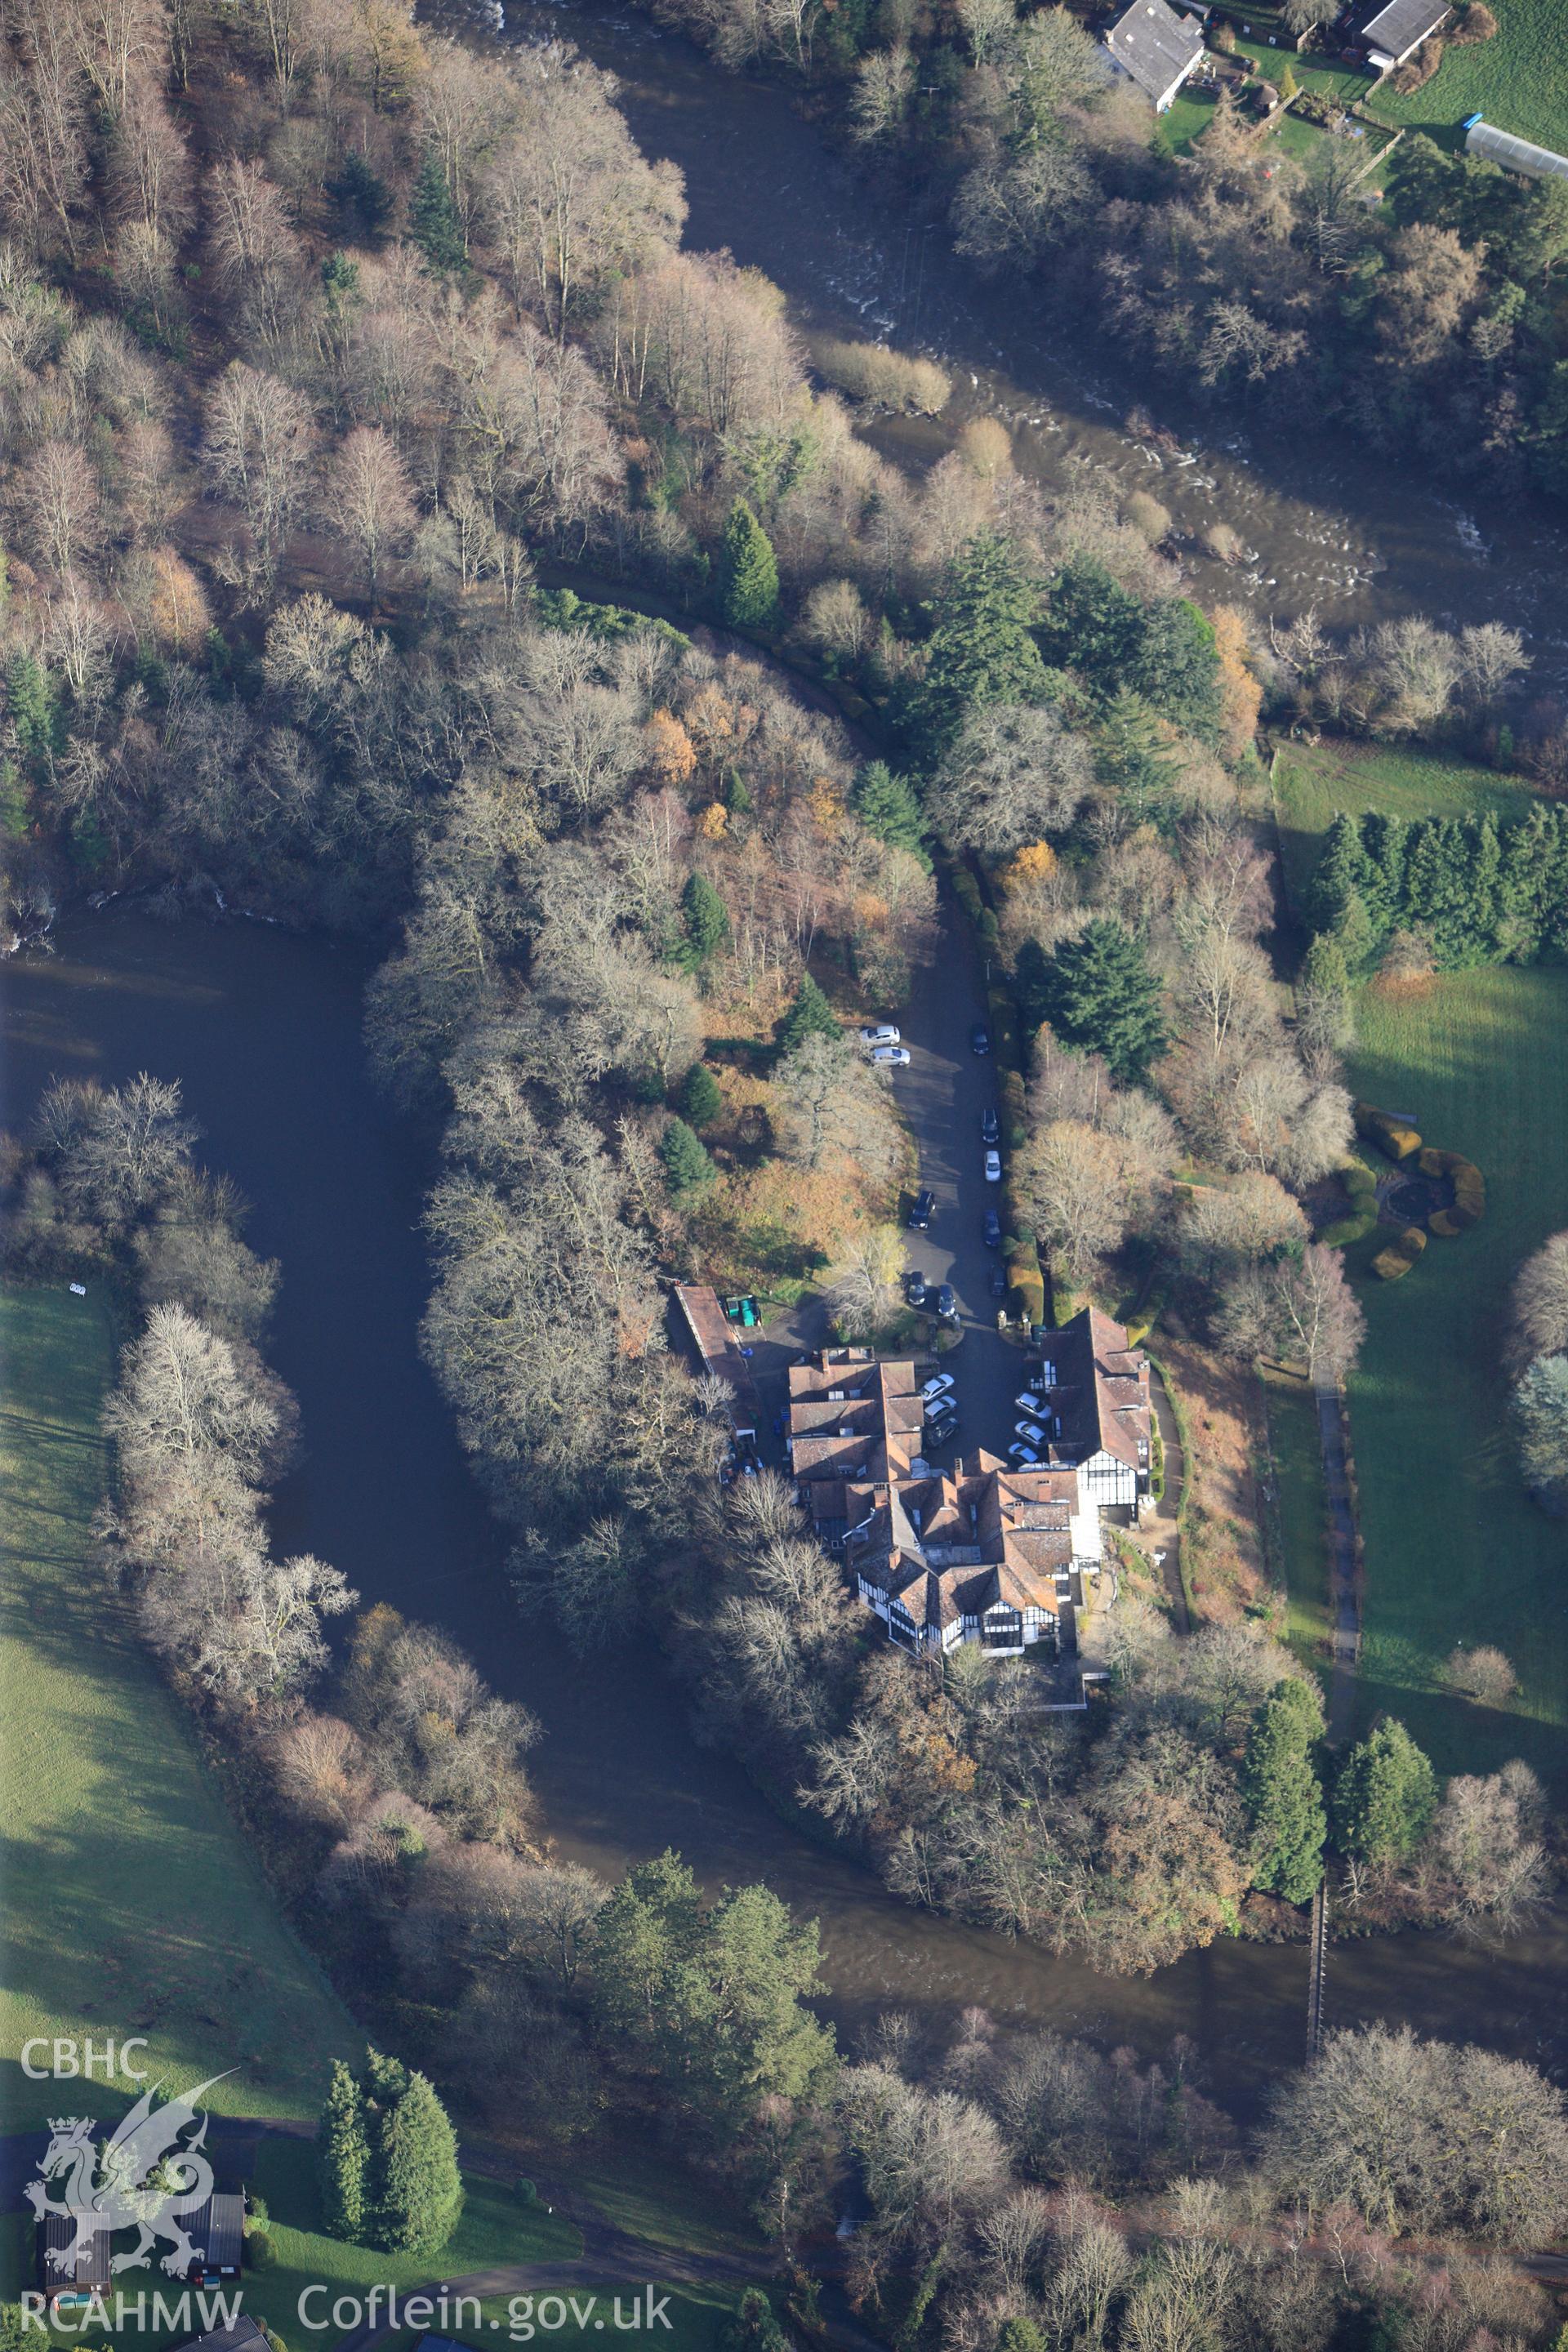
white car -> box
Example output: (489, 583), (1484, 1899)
(1016, 1419), (1047, 1446)
(984, 1149), (1002, 1183)
(860, 1023), (902, 1047)
(871, 1045), (911, 1068)
(922, 1372), (956, 1403)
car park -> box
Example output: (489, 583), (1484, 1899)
(871, 1044), (911, 1067)
(907, 1187), (934, 1230)
(934, 1282), (957, 1320)
(984, 1149), (1002, 1183)
(982, 1209), (1002, 1249)
(971, 1023), (990, 1055)
(982, 1108), (1000, 1145)
(859, 1023), (901, 1046)
(904, 1269), (929, 1307)
(921, 1372), (956, 1402)
(1016, 1419), (1047, 1446)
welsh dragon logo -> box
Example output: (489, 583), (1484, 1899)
(26, 2073), (234, 2279)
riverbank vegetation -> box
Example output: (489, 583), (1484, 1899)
(629, 0), (1568, 498)
(0, 1277), (356, 2132)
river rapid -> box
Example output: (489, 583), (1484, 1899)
(7, 911), (1568, 2122)
(434, 0), (1568, 671)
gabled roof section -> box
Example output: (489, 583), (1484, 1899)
(1103, 0), (1204, 100)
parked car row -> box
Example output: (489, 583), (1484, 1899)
(860, 1022), (911, 1068)
(905, 1267), (957, 1321)
(922, 1371), (959, 1450)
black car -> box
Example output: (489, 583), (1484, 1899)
(904, 1268), (929, 1307)
(981, 1107), (1000, 1145)
(971, 1022), (990, 1055)
(907, 1187), (935, 1231)
(934, 1281), (957, 1320)
(982, 1209), (1002, 1250)
(989, 1264), (1009, 1299)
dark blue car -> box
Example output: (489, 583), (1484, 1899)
(983, 1209), (1002, 1250)
(970, 1023), (990, 1056)
(981, 1107), (1000, 1145)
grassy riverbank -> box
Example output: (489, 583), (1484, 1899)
(0, 1281), (354, 2134)
(1272, 747), (1568, 1782)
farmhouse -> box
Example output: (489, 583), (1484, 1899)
(844, 1451), (1102, 1656)
(1102, 0), (1205, 110)
(1358, 0), (1446, 71)
(1465, 118), (1568, 183)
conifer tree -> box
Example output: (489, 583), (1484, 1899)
(371, 2066), (464, 2254)
(1243, 1678), (1327, 1904)
(661, 1117), (716, 1194)
(718, 501), (780, 630)
(1333, 1719), (1437, 1866)
(315, 2060), (369, 2243)
(681, 871), (731, 963)
(409, 146), (466, 274)
(775, 973), (839, 1051)
(917, 533), (1048, 746)
(1034, 918), (1166, 1082)
(852, 761), (929, 862)
(680, 1062), (724, 1127)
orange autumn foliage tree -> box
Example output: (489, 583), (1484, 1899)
(1212, 605), (1263, 761)
(644, 709), (697, 789)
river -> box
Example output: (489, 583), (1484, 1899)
(7, 909), (1568, 2123)
(420, 0), (1568, 671)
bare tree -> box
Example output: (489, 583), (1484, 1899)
(202, 361), (318, 597)
(823, 1225), (905, 1340)
(929, 702), (1094, 856)
(1508, 1228), (1568, 1372)
(321, 425), (416, 603)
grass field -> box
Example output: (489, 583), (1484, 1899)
(1373, 0), (1568, 153)
(0, 1282), (355, 2136)
(1258, 1369), (1333, 1671)
(1341, 969), (1568, 1779)
(1272, 750), (1568, 1782)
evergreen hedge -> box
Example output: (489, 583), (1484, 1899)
(1318, 1158), (1379, 1249)
(1307, 803), (1568, 971)
(1354, 1101), (1422, 1162)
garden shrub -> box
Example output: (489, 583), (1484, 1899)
(1354, 1101), (1421, 1161)
(1371, 1226), (1427, 1281)
(1320, 1157), (1379, 1248)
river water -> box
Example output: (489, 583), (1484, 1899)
(7, 911), (1568, 2121)
(436, 0), (1568, 669)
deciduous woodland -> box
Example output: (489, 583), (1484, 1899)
(4, 0), (1568, 2332)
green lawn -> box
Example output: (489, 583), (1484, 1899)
(0, 2147), (582, 2352)
(1272, 748), (1568, 1781)
(0, 1283), (356, 2136)
(1258, 1369), (1332, 1670)
(1272, 739), (1536, 916)
(1165, 82), (1218, 154)
(1342, 969), (1568, 1780)
(1374, 0), (1568, 154)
